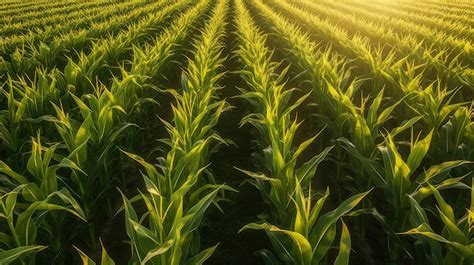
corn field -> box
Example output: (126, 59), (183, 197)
(0, 0), (472, 264)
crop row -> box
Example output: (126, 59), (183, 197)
(0, 0), (187, 78)
(0, 2), (112, 34)
(0, 1), (86, 21)
(324, 1), (473, 66)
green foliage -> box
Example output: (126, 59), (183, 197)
(0, 0), (472, 264)
(0, 136), (85, 264)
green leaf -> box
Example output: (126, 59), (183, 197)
(334, 220), (351, 265)
(437, 209), (466, 244)
(367, 89), (383, 127)
(401, 224), (474, 258)
(407, 130), (433, 172)
(0, 161), (29, 184)
(296, 146), (333, 187)
(141, 240), (174, 265)
(185, 244), (219, 265)
(417, 161), (472, 183)
(100, 240), (116, 265)
(75, 246), (96, 265)
(375, 95), (405, 126)
(241, 223), (312, 264)
(390, 116), (422, 137)
(0, 245), (47, 264)
(21, 183), (44, 202)
(313, 222), (337, 264)
(311, 190), (370, 256)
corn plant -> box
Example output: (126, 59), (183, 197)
(401, 179), (474, 265)
(0, 69), (66, 162)
(111, 1), (231, 264)
(49, 86), (135, 221)
(439, 105), (474, 160)
(412, 83), (466, 131)
(0, 135), (85, 264)
(366, 131), (471, 260)
(336, 90), (421, 189)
